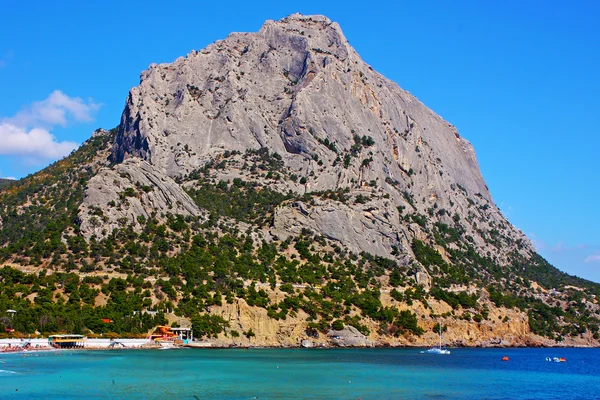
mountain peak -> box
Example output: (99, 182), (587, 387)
(1, 15), (599, 348)
(261, 13), (337, 33)
(112, 13), (487, 198)
(103, 13), (527, 262)
(258, 13), (350, 60)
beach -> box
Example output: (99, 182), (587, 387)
(0, 338), (155, 351)
(2, 347), (600, 399)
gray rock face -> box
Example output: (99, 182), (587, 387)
(79, 159), (202, 240)
(272, 196), (411, 260)
(328, 326), (374, 347)
(98, 13), (533, 264)
(112, 14), (487, 197)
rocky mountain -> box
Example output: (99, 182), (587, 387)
(97, 14), (525, 263)
(1, 14), (599, 347)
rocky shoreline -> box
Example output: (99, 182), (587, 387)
(2, 338), (596, 353)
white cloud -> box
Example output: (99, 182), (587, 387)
(6, 90), (100, 129)
(0, 123), (78, 159)
(584, 253), (600, 264)
(0, 91), (99, 163)
(532, 240), (546, 252)
(551, 242), (588, 253)
(528, 232), (546, 251)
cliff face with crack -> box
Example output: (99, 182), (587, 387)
(113, 15), (485, 195)
(89, 13), (531, 265)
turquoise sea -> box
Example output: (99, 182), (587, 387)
(1, 348), (599, 399)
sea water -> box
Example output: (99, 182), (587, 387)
(1, 348), (599, 399)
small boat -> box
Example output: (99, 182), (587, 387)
(545, 357), (567, 363)
(502, 356), (509, 361)
(426, 347), (451, 355)
(425, 324), (450, 355)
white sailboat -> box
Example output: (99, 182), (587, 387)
(425, 324), (450, 354)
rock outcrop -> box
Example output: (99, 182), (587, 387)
(112, 14), (488, 199)
(328, 326), (374, 347)
(202, 295), (591, 348)
(272, 197), (411, 260)
(101, 13), (533, 263)
(79, 158), (202, 239)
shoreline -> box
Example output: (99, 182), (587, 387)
(2, 338), (598, 353)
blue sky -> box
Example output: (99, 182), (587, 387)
(1, 1), (598, 282)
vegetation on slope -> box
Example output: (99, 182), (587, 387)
(0, 133), (599, 343)
(0, 178), (15, 189)
(0, 216), (427, 339)
(0, 129), (116, 266)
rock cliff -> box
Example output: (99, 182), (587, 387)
(80, 159), (203, 240)
(1, 14), (597, 347)
(88, 14), (531, 264)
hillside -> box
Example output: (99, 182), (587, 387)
(1, 14), (599, 347)
(0, 178), (15, 189)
